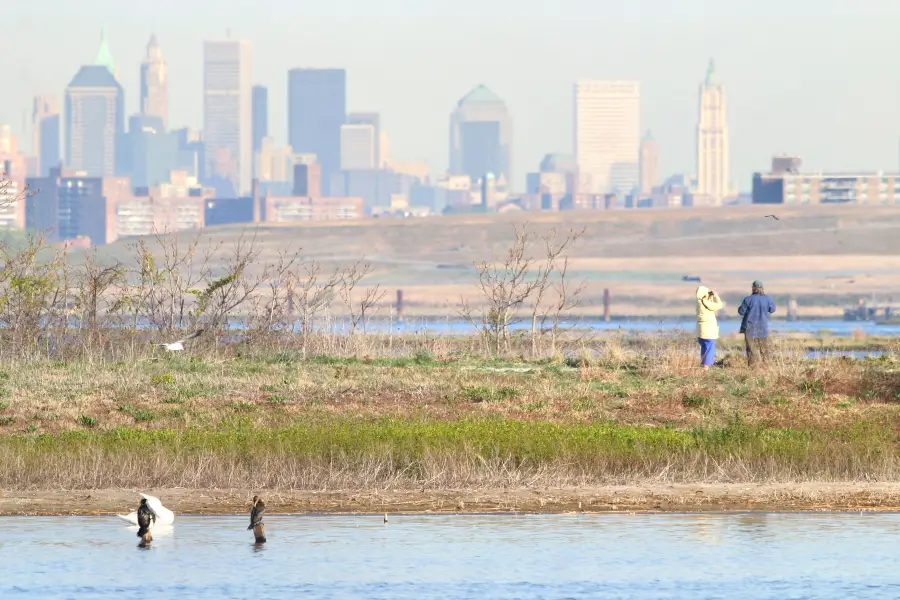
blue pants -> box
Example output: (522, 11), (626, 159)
(698, 338), (716, 366)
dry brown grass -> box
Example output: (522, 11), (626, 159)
(1, 334), (899, 492)
(0, 333), (895, 434)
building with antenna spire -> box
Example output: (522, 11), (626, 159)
(695, 58), (731, 205)
(65, 28), (125, 176)
(94, 27), (117, 79)
(140, 35), (168, 129)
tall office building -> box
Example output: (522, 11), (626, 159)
(125, 114), (178, 189)
(449, 85), (512, 187)
(287, 68), (346, 194)
(696, 59), (730, 205)
(203, 39), (252, 195)
(32, 95), (61, 176)
(251, 85), (268, 163)
(574, 80), (640, 194)
(65, 32), (125, 177)
(339, 124), (377, 170)
(639, 130), (659, 195)
(140, 35), (168, 129)
(347, 112), (380, 167)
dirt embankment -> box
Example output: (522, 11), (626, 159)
(5, 483), (900, 516)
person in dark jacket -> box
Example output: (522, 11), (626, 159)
(738, 280), (776, 366)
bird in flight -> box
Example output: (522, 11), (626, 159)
(136, 498), (157, 538)
(248, 495), (266, 531)
(155, 330), (204, 352)
(764, 215), (780, 220)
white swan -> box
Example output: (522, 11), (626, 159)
(117, 493), (175, 527)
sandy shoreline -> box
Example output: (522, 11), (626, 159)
(4, 483), (900, 515)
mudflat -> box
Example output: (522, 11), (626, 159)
(5, 483), (900, 516)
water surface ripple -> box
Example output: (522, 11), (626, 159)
(3, 513), (900, 599)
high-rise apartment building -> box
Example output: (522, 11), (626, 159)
(449, 85), (512, 187)
(639, 130), (659, 195)
(65, 59), (124, 177)
(574, 80), (640, 194)
(203, 39), (252, 195)
(696, 60), (730, 205)
(140, 35), (168, 129)
(340, 124), (377, 170)
(251, 85), (268, 163)
(32, 95), (61, 176)
(287, 69), (346, 194)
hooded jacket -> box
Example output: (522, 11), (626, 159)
(696, 286), (724, 339)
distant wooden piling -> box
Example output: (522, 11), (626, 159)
(253, 523), (267, 544)
(396, 289), (404, 322)
(603, 289), (611, 322)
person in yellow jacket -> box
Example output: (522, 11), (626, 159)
(696, 285), (723, 368)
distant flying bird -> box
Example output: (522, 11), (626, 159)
(248, 495), (266, 531)
(155, 330), (203, 352)
(764, 215), (780, 220)
(136, 498), (157, 538)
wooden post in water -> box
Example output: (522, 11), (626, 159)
(140, 531), (152, 546)
(603, 289), (611, 322)
(253, 523), (267, 544)
(396, 289), (404, 322)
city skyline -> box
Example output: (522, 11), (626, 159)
(5, 4), (900, 192)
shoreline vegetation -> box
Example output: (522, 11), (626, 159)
(1, 335), (900, 513)
(0, 224), (899, 514)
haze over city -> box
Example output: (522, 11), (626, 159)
(5, 0), (900, 190)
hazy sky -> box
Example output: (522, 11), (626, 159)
(4, 0), (900, 191)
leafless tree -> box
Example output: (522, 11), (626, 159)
(529, 227), (585, 355)
(465, 224), (543, 354)
(292, 260), (341, 351)
(461, 223), (586, 356)
(338, 259), (385, 333)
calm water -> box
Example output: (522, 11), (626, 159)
(4, 513), (900, 599)
(382, 318), (900, 337)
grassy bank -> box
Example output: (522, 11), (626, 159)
(1, 418), (898, 490)
(0, 335), (899, 491)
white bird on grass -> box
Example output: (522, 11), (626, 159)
(118, 493), (175, 528)
(155, 330), (203, 352)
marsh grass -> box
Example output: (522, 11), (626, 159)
(1, 418), (899, 489)
(0, 333), (898, 489)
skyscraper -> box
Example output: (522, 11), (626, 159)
(65, 31), (125, 177)
(449, 85), (512, 187)
(287, 68), (346, 194)
(574, 80), (640, 194)
(203, 39), (252, 195)
(347, 112), (380, 167)
(696, 59), (730, 205)
(339, 124), (376, 170)
(639, 130), (659, 195)
(251, 85), (268, 162)
(140, 35), (168, 129)
(32, 95), (61, 176)
(126, 114), (178, 189)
